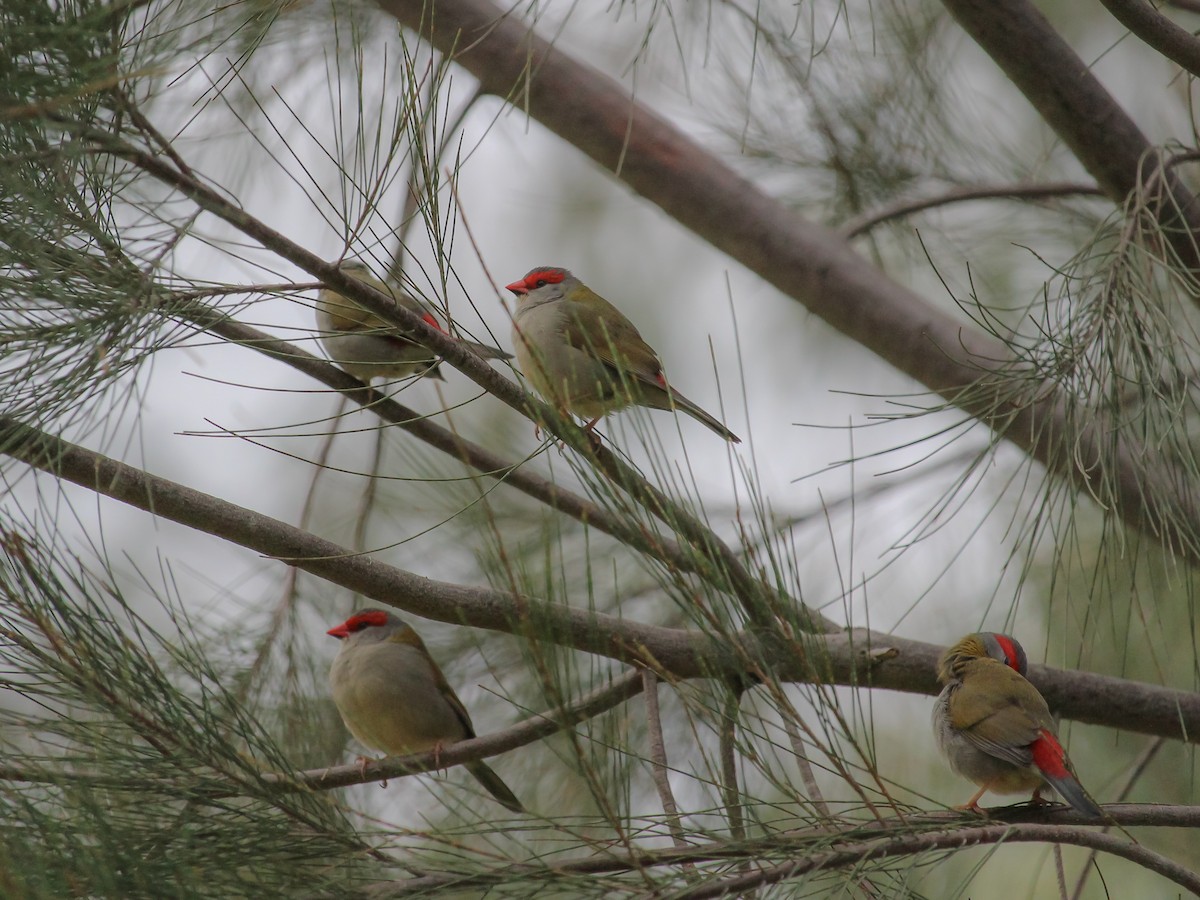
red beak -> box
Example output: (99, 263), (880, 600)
(326, 623), (351, 639)
(504, 280), (527, 295)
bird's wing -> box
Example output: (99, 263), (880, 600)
(562, 299), (666, 387)
(319, 292), (395, 333)
(323, 277), (439, 336)
(425, 655), (477, 740)
(952, 672), (1043, 769)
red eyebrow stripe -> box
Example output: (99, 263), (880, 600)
(347, 610), (388, 628)
(994, 635), (1020, 672)
(527, 269), (565, 286)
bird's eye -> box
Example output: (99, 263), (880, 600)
(535, 279), (546, 288)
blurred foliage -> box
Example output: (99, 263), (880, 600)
(0, 0), (1198, 897)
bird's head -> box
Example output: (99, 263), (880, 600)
(327, 608), (417, 648)
(504, 266), (577, 304)
(937, 631), (1027, 683)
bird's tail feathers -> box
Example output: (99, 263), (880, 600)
(1044, 771), (1103, 817)
(466, 760), (525, 814)
(459, 339), (514, 361)
(669, 389), (741, 443)
(1032, 730), (1102, 817)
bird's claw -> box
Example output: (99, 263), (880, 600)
(356, 755), (387, 788)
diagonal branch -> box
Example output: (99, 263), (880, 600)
(1, 415), (1197, 742)
(375, 0), (1200, 566)
(72, 123), (832, 633)
(939, 0), (1200, 270)
(838, 181), (1106, 239)
(269, 667), (645, 793)
(1099, 0), (1200, 79)
(365, 806), (1200, 895)
(184, 307), (719, 597)
(670, 823), (1200, 899)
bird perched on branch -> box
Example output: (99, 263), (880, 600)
(932, 632), (1101, 816)
(327, 609), (524, 813)
(316, 260), (511, 383)
(504, 266), (740, 442)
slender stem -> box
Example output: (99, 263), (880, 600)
(719, 686), (746, 843)
(779, 709), (831, 818)
(1069, 736), (1166, 900)
(641, 669), (695, 869)
(668, 824), (1200, 899)
(364, 806), (1200, 894)
(839, 181), (1105, 239)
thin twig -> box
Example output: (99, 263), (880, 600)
(361, 806), (1200, 895)
(719, 685), (746, 840)
(273, 668), (642, 794)
(778, 706), (831, 819)
(838, 181), (1105, 239)
(667, 824), (1200, 899)
(641, 669), (695, 868)
(1069, 736), (1166, 900)
(1054, 844), (1067, 899)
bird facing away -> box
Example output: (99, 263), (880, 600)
(505, 266), (740, 442)
(327, 609), (524, 813)
(316, 260), (511, 383)
(932, 632), (1101, 816)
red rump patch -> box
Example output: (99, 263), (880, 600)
(1030, 729), (1070, 778)
(421, 312), (444, 332)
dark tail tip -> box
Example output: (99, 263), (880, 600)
(467, 761), (525, 814)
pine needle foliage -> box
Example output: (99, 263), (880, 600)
(0, 525), (376, 898)
(0, 0), (1198, 897)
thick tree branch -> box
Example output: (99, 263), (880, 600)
(374, 0), (1200, 566)
(72, 124), (829, 632)
(1099, 0), (1200, 78)
(1, 416), (1196, 742)
(183, 307), (718, 600)
(939, 0), (1200, 267)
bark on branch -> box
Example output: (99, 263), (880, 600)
(2, 416), (1196, 742)
(375, 0), (1200, 565)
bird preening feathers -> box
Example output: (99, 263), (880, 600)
(933, 632), (1101, 816)
(327, 609), (524, 813)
